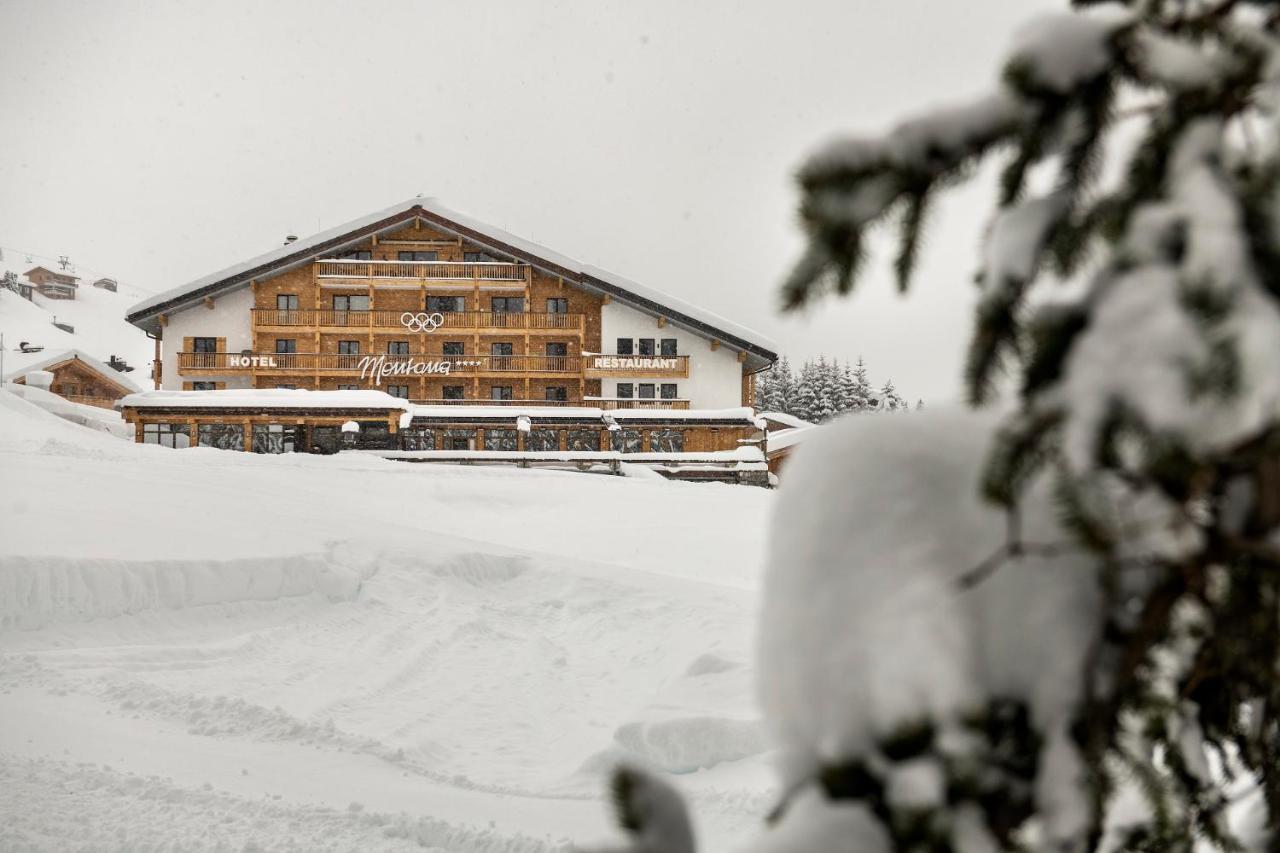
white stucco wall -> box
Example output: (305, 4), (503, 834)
(598, 301), (743, 409)
(159, 287), (256, 390)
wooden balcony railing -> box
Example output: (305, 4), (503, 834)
(178, 352), (581, 374)
(316, 259), (527, 281)
(595, 398), (692, 410)
(583, 354), (690, 379)
(251, 309), (583, 332)
(410, 398), (584, 407)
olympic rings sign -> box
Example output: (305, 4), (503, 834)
(400, 312), (446, 333)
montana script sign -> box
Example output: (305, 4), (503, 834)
(357, 355), (483, 385)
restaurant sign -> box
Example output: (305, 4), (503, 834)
(591, 356), (680, 370)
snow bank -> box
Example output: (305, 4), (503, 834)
(760, 407), (1101, 841)
(613, 717), (766, 774)
(0, 550), (373, 629)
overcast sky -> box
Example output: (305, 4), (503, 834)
(1, 0), (1058, 402)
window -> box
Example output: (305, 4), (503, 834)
(567, 429), (600, 452)
(191, 381), (217, 391)
(443, 385), (465, 400)
(192, 337), (217, 353)
(490, 341), (514, 370)
(617, 383), (634, 399)
(649, 429), (685, 453)
(491, 297), (524, 313)
(616, 338), (633, 355)
(490, 385), (513, 401)
(333, 295), (370, 311)
(545, 342), (567, 371)
(464, 251), (502, 262)
(276, 294), (299, 311)
(276, 384), (297, 390)
(443, 341), (465, 356)
(142, 422), (190, 449)
(337, 384), (358, 390)
(275, 339), (297, 353)
(400, 428), (435, 451)
(252, 424), (298, 454)
(337, 249), (372, 260)
(661, 383), (678, 400)
(337, 340), (360, 369)
(660, 338), (678, 356)
(398, 250), (437, 261)
(444, 429), (476, 450)
(197, 423), (244, 451)
(485, 429), (518, 451)
(545, 386), (568, 402)
(354, 421), (393, 450)
(309, 425), (342, 454)
(388, 341), (410, 355)
(639, 338), (655, 356)
(386, 385), (410, 399)
(546, 298), (568, 314)
(638, 383), (656, 399)
(526, 429), (559, 452)
(428, 295), (465, 313)
(612, 429), (642, 454)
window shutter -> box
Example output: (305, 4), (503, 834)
(183, 336), (193, 352)
(216, 337), (226, 352)
(182, 382), (192, 390)
(216, 382), (226, 390)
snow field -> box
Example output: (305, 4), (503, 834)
(0, 387), (775, 850)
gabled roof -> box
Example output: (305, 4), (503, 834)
(26, 266), (80, 283)
(2, 348), (144, 393)
(125, 198), (778, 369)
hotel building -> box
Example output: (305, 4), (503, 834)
(122, 198), (777, 481)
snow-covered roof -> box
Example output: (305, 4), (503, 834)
(118, 388), (413, 411)
(759, 411), (815, 430)
(125, 197), (777, 366)
(767, 425), (818, 453)
(2, 348), (144, 393)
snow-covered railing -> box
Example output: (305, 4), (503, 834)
(315, 259), (527, 281)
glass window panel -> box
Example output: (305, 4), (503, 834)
(485, 429), (518, 452)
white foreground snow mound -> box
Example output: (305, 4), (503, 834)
(758, 407), (1102, 845)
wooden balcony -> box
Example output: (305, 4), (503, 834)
(177, 352), (581, 375)
(315, 259), (527, 282)
(595, 398), (691, 410)
(583, 354), (690, 379)
(252, 309), (583, 333)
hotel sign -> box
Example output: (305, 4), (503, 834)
(229, 354), (279, 368)
(357, 355), (482, 385)
(591, 356), (680, 371)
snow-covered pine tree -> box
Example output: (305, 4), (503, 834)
(850, 356), (874, 412)
(810, 356), (840, 422)
(790, 359), (820, 423)
(768, 1), (1280, 849)
(765, 355), (795, 414)
(832, 360), (856, 414)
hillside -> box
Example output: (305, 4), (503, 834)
(0, 389), (776, 851)
(0, 272), (154, 380)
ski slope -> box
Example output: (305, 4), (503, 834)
(0, 388), (776, 851)
(0, 278), (153, 379)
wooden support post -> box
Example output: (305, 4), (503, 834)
(710, 339), (721, 351)
(243, 420), (254, 452)
(204, 296), (215, 309)
(657, 316), (667, 328)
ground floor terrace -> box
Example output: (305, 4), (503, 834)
(118, 390), (770, 485)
